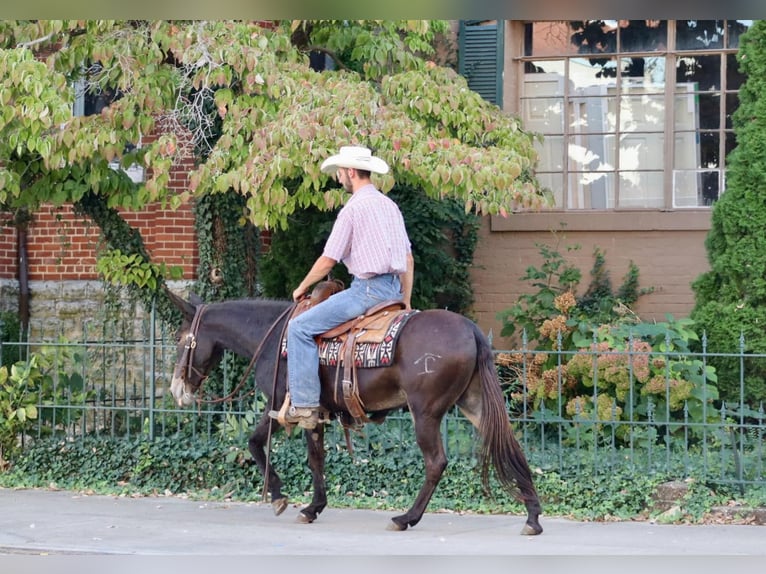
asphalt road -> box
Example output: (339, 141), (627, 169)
(0, 487), (764, 558)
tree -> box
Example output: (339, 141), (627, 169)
(0, 20), (545, 325)
(691, 21), (766, 404)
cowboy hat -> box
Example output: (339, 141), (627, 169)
(320, 146), (389, 175)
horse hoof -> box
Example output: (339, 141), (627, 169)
(296, 511), (315, 524)
(271, 497), (288, 516)
(520, 523), (543, 536)
(386, 520), (408, 532)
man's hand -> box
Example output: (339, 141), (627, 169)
(292, 286), (307, 301)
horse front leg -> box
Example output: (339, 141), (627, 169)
(297, 424), (328, 524)
(247, 412), (289, 516)
(389, 415), (447, 531)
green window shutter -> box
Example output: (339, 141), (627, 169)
(458, 20), (504, 106)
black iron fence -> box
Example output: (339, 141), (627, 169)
(2, 309), (764, 489)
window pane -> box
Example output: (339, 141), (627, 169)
(619, 171), (664, 208)
(523, 64), (566, 134)
(620, 133), (664, 170)
(535, 172), (565, 208)
(673, 170), (720, 206)
(674, 131), (699, 169)
(676, 54), (721, 90)
(697, 93), (721, 129)
(674, 85), (700, 130)
(534, 135), (565, 171)
(522, 96), (565, 133)
(524, 59), (565, 76)
(726, 53), (746, 90)
(675, 132), (720, 170)
(620, 95), (664, 131)
(677, 21), (724, 50)
(727, 20), (753, 49)
(525, 22), (580, 57)
(569, 20), (617, 55)
(568, 135), (615, 171)
(569, 96), (616, 132)
(568, 172), (616, 209)
(517, 19), (741, 213)
(699, 131), (720, 168)
(621, 56), (666, 90)
(619, 20), (667, 52)
(570, 57), (618, 91)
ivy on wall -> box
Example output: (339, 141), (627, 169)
(192, 192), (260, 302)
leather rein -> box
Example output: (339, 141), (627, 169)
(180, 302), (295, 407)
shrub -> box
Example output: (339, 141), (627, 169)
(691, 22), (766, 405)
(0, 341), (92, 470)
(496, 235), (719, 444)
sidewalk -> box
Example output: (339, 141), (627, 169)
(0, 487), (764, 557)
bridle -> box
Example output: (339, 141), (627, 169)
(178, 303), (209, 388)
(177, 302), (296, 406)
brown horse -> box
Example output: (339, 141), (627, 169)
(168, 292), (543, 534)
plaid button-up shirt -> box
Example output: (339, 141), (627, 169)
(323, 184), (411, 279)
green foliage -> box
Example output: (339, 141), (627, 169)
(498, 315), (720, 448)
(0, 342), (92, 468)
(691, 21), (766, 404)
(97, 248), (183, 290)
(0, 358), (40, 466)
(259, 205), (346, 299)
(0, 310), (25, 369)
(390, 185), (479, 312)
(689, 302), (766, 403)
(565, 318), (719, 432)
(4, 432), (752, 523)
(192, 192), (261, 301)
(2, 20), (543, 336)
(294, 20), (448, 80)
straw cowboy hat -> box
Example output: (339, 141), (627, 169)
(320, 145), (389, 175)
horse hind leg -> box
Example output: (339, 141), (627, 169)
(247, 413), (289, 516)
(457, 375), (543, 536)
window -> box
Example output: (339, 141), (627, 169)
(73, 75), (145, 183)
(521, 20), (751, 210)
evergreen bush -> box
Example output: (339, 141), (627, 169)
(691, 21), (766, 404)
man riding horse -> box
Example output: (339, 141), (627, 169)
(269, 145), (415, 430)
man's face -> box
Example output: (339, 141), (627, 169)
(336, 167), (353, 192)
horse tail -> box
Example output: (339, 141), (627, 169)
(471, 322), (538, 504)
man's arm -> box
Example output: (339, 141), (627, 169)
(293, 255), (337, 301)
(400, 252), (414, 309)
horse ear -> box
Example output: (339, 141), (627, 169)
(165, 289), (197, 320)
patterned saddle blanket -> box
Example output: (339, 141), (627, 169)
(317, 308), (417, 368)
(280, 306), (418, 368)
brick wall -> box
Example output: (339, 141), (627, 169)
(470, 217), (711, 349)
(0, 176), (198, 283)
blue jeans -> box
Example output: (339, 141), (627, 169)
(287, 273), (403, 407)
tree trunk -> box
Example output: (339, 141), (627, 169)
(14, 209), (31, 339)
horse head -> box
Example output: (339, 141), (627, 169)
(167, 290), (220, 407)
